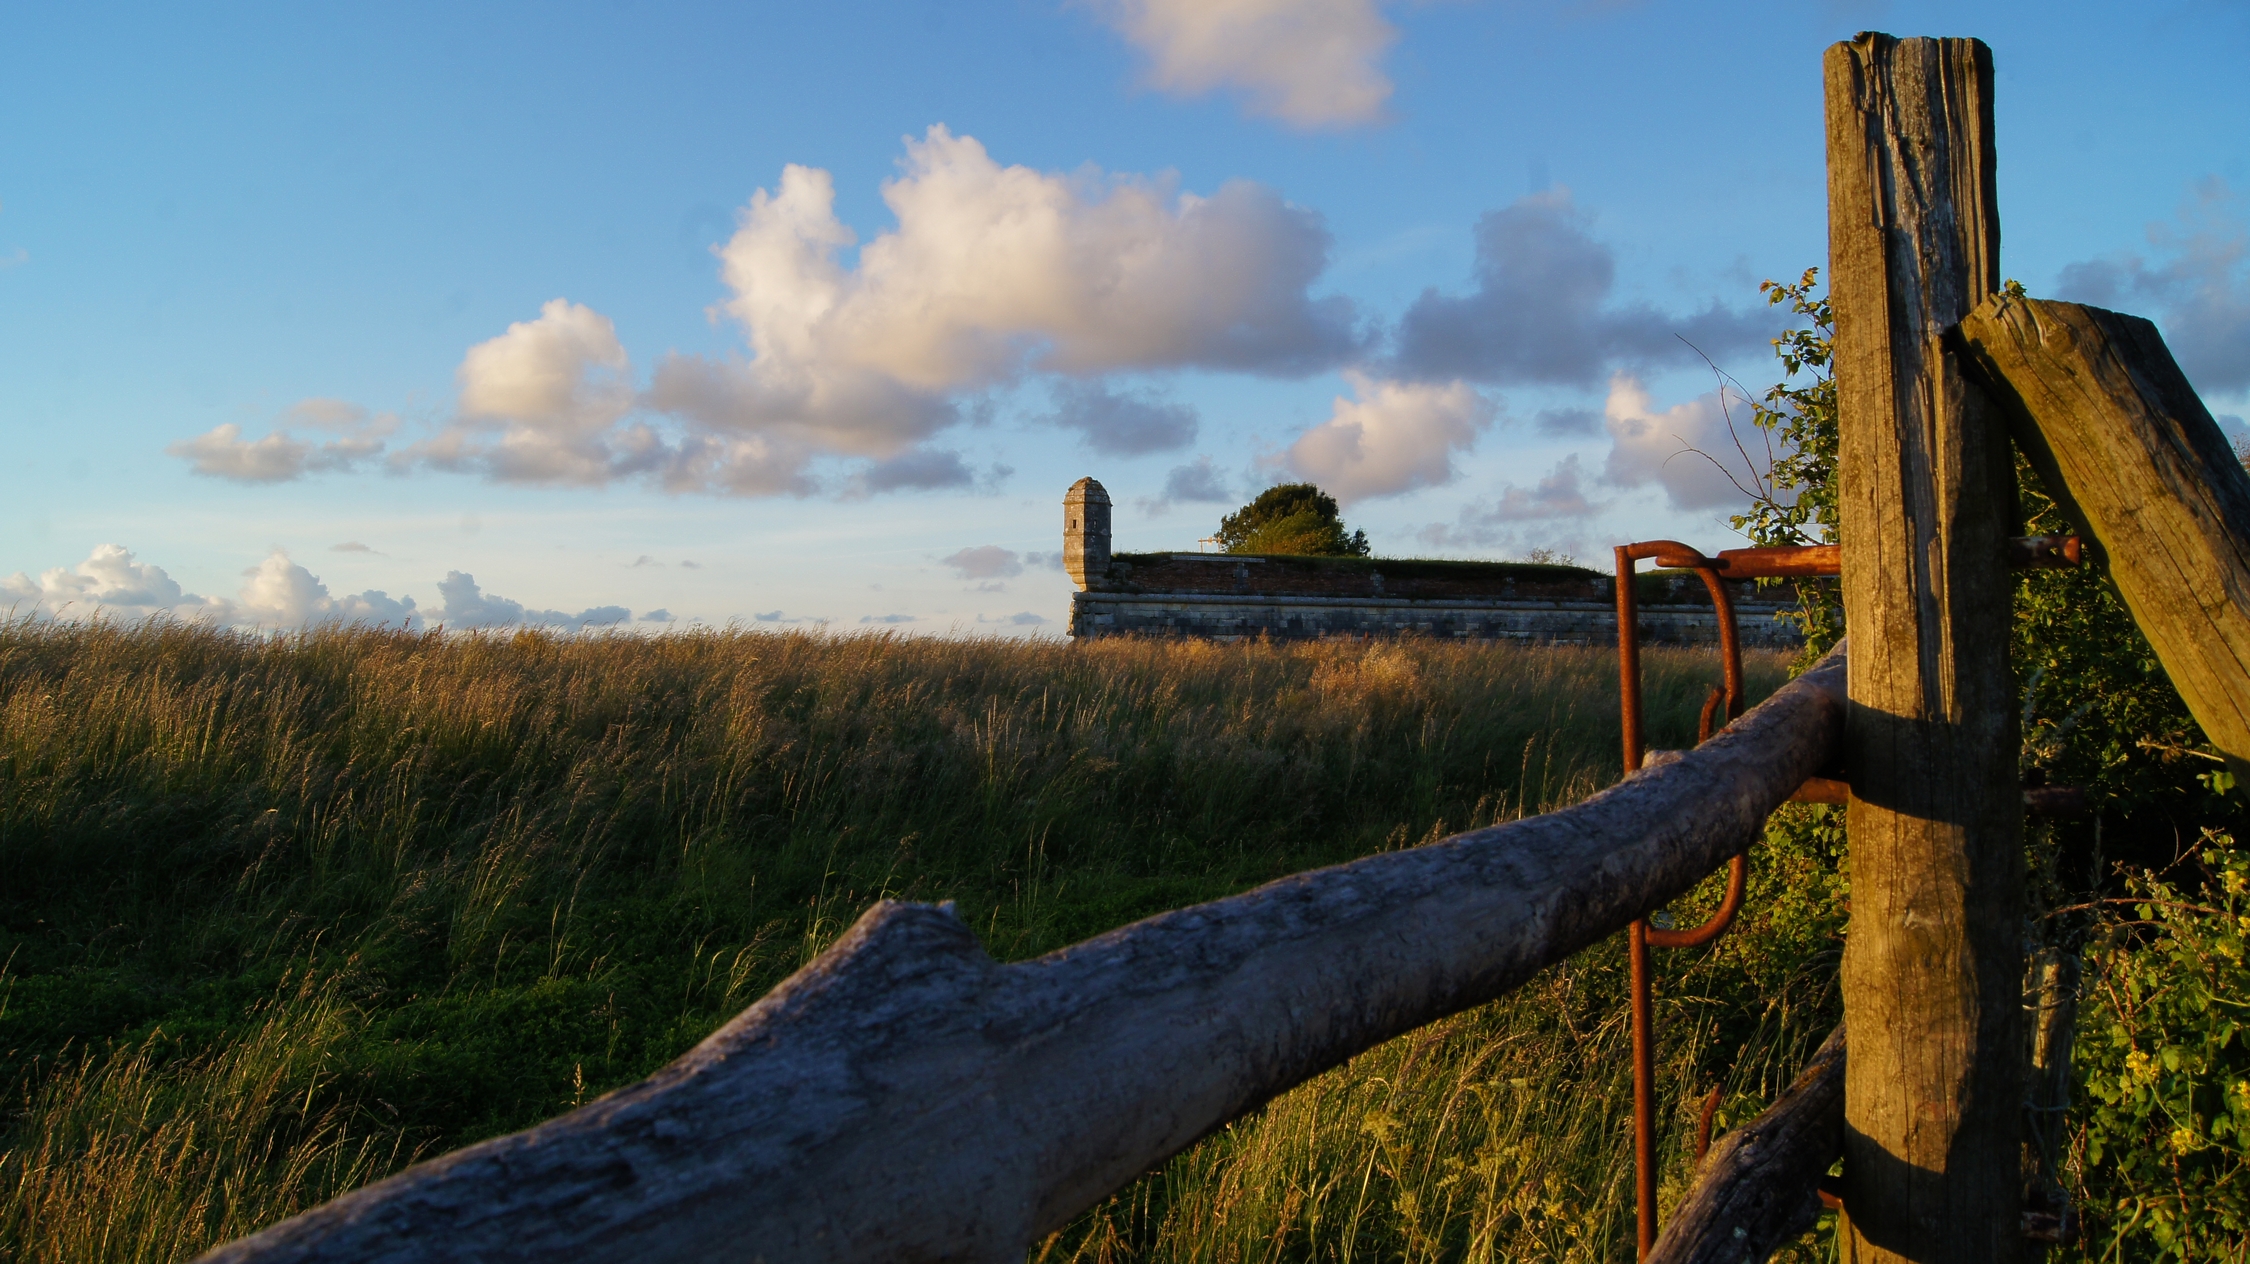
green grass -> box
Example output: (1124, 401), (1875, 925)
(0, 619), (1836, 1261)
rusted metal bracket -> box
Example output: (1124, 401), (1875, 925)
(1614, 533), (2085, 1260)
(1785, 774), (2090, 816)
(1676, 533), (2080, 581)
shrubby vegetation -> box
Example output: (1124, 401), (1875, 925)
(1215, 483), (1371, 557)
(1731, 268), (2245, 1260)
(2074, 839), (2250, 1256)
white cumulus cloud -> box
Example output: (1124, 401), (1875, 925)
(2, 546), (647, 634)
(1600, 374), (1767, 511)
(2, 545), (418, 629)
(167, 399), (393, 483)
(733, 128), (1356, 382)
(407, 299), (648, 485)
(646, 127), (1355, 494)
(431, 572), (629, 631)
(1283, 372), (1495, 502)
(236, 552), (421, 628)
(2, 545), (234, 623)
(1094, 0), (1398, 128)
(1417, 455), (1602, 549)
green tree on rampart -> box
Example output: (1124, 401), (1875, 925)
(1215, 483), (1370, 557)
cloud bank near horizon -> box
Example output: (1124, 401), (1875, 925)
(1, 546), (645, 633)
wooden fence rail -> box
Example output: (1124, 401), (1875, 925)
(1649, 1025), (1847, 1264)
(1959, 294), (2250, 787)
(201, 646), (1850, 1264)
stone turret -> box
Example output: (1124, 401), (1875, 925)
(1063, 477), (1111, 589)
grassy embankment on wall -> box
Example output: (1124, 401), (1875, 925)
(5, 618), (1846, 1261)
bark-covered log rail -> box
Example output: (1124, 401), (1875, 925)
(1649, 1025), (1847, 1264)
(203, 645), (1849, 1264)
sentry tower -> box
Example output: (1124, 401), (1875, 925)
(1063, 477), (1111, 589)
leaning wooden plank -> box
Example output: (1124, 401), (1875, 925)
(1647, 1024), (1846, 1264)
(198, 647), (1850, 1264)
(1957, 295), (2250, 785)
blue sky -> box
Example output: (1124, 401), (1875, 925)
(5, 0), (2247, 634)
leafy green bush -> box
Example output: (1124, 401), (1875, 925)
(1728, 266), (2243, 1257)
(2074, 834), (2250, 1259)
(1215, 483), (1371, 557)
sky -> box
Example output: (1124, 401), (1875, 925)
(4, 0), (2247, 636)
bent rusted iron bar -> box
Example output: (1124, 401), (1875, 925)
(1615, 539), (1754, 1258)
(1613, 532), (2083, 1257)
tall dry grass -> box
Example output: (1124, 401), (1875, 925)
(1039, 762), (1846, 1264)
(0, 618), (1810, 1260)
(0, 967), (425, 1263)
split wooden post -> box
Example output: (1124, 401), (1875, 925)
(1958, 296), (2250, 786)
(1826, 32), (2025, 1262)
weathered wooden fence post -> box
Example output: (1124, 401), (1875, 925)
(1826, 32), (2024, 1261)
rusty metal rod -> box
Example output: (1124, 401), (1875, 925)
(1615, 540), (1756, 1257)
(1615, 543), (1657, 1259)
(1709, 543), (1838, 578)
(1663, 534), (2081, 580)
(1630, 917), (1658, 1260)
(1647, 858), (1748, 950)
(1787, 774), (2088, 816)
(1614, 529), (2085, 1260)
(1616, 544), (1646, 772)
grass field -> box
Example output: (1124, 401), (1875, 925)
(1, 619), (1848, 1261)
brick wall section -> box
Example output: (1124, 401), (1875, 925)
(1069, 554), (1806, 648)
(1091, 553), (1616, 601)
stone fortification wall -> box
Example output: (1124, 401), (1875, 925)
(1069, 562), (1803, 648)
(1059, 479), (1804, 648)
